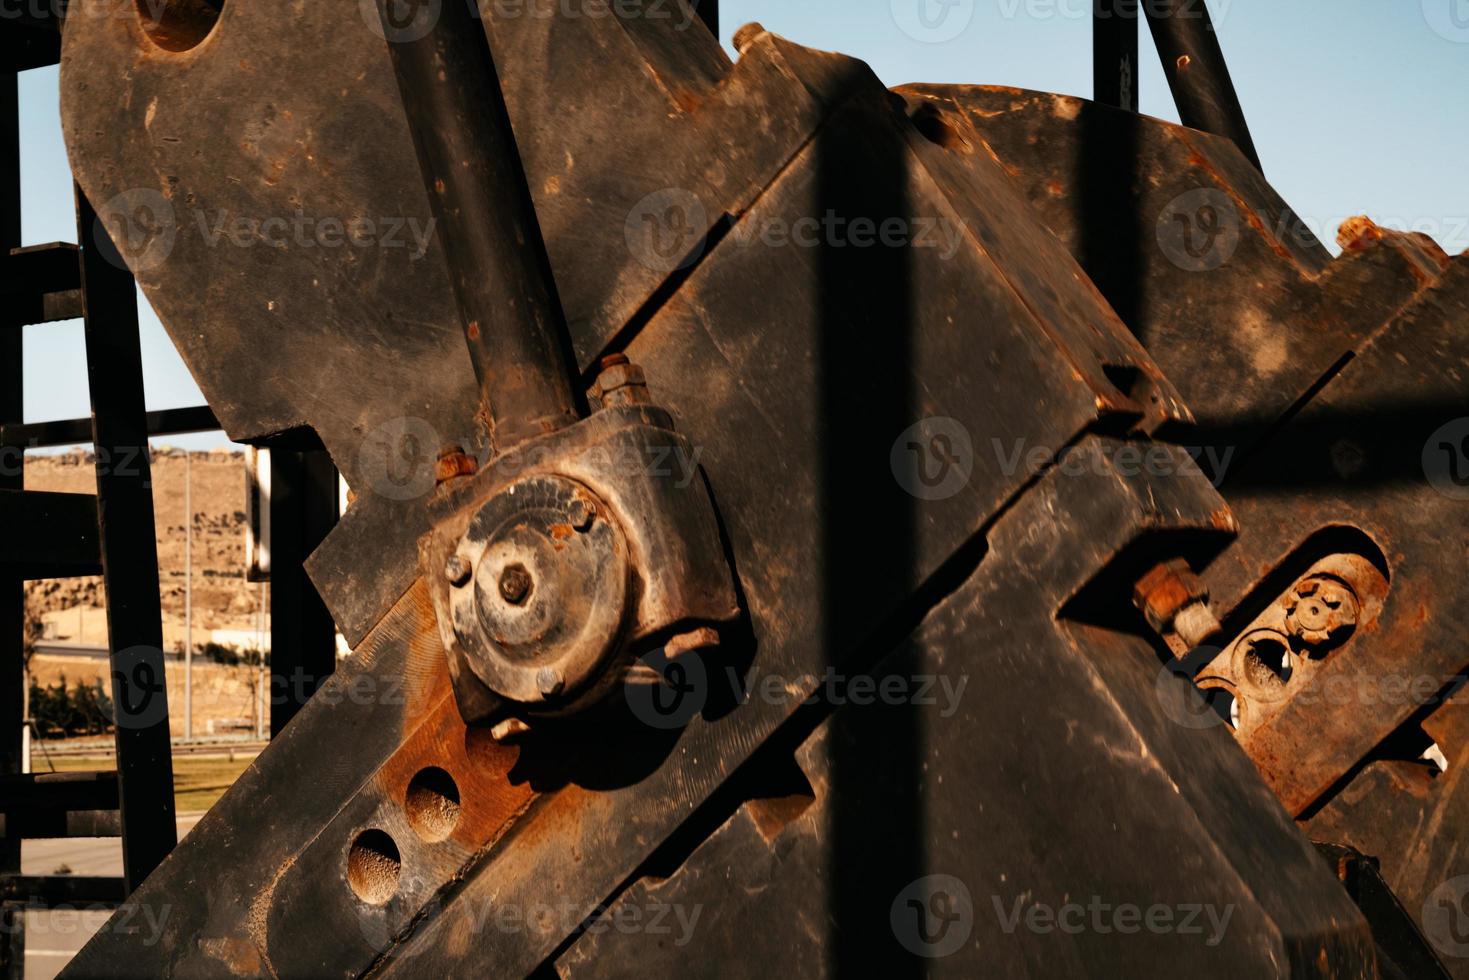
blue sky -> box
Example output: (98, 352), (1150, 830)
(17, 1), (1467, 448)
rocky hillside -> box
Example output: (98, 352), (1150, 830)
(24, 447), (263, 647)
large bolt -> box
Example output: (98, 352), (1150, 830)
(498, 563), (534, 605)
(444, 555), (472, 588)
(536, 666), (565, 698)
(1133, 559), (1219, 652)
(1285, 577), (1359, 648)
(733, 22), (766, 53)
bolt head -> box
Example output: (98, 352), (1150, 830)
(536, 666), (564, 698)
(489, 717), (531, 743)
(567, 497), (595, 532)
(1286, 577), (1359, 648)
(445, 555), (472, 587)
(498, 563), (534, 605)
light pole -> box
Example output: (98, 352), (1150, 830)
(183, 450), (193, 741)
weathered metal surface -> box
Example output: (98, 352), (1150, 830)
(1144, 0), (1262, 171)
(897, 80), (1469, 965)
(903, 85), (1449, 449)
(49, 7), (1460, 977)
(428, 401), (740, 722)
(62, 11), (1189, 649)
(557, 439), (1370, 977)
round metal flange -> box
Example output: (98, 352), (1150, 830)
(448, 474), (629, 706)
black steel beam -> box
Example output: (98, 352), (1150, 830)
(0, 404), (221, 451)
(1094, 0), (1139, 111)
(0, 771), (119, 809)
(269, 449), (339, 737)
(0, 72), (22, 950)
(374, 0), (580, 453)
(0, 491), (101, 578)
(0, 14), (61, 74)
(75, 187), (178, 892)
(0, 876), (126, 908)
(1144, 0), (1262, 171)
(1, 242), (79, 296)
(0, 769), (121, 840)
(696, 0), (718, 37)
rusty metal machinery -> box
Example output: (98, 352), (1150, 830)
(40, 2), (1469, 977)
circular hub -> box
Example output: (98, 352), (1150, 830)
(448, 475), (629, 706)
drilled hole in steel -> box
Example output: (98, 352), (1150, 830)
(405, 767), (461, 843)
(347, 829), (401, 905)
(909, 103), (972, 153)
(135, 0), (225, 52)
(1242, 634), (1293, 688)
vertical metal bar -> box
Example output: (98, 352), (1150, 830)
(373, 0), (580, 455)
(1144, 0), (1262, 171)
(1094, 0), (1139, 111)
(268, 449), (339, 737)
(695, 0), (718, 37)
(183, 451), (192, 740)
(0, 72), (23, 954)
(0, 904), (22, 980)
(74, 187), (178, 891)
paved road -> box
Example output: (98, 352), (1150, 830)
(19, 815), (203, 980)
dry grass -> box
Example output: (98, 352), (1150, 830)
(39, 752), (257, 813)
